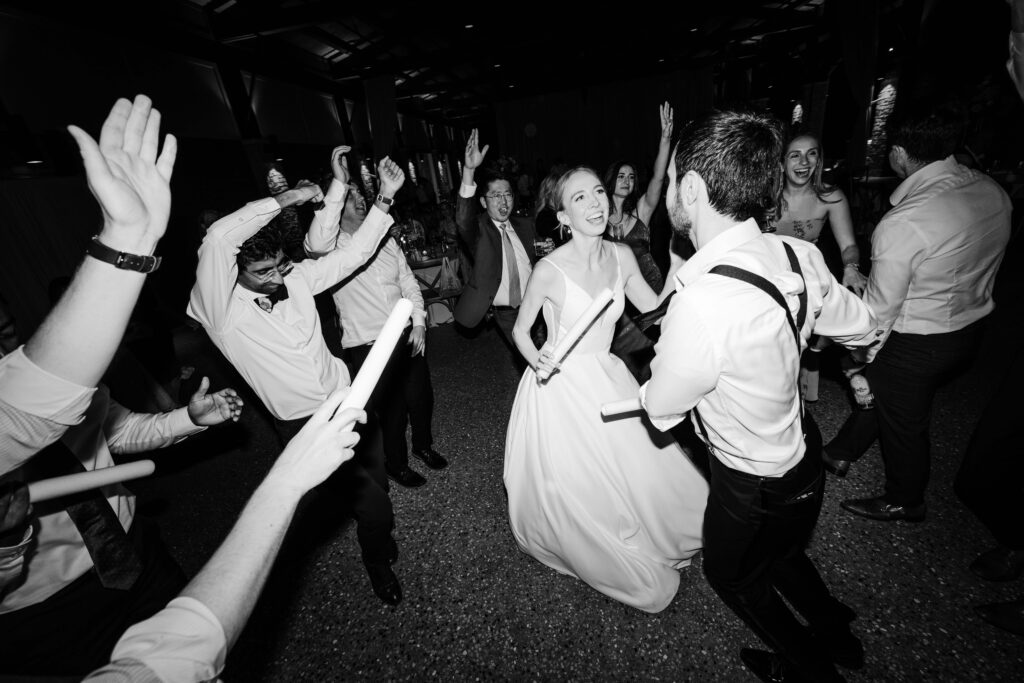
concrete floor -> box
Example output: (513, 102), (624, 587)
(132, 262), (1024, 682)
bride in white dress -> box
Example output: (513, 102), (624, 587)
(504, 166), (709, 613)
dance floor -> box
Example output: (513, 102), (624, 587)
(132, 254), (1024, 682)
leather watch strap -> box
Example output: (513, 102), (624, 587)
(86, 236), (161, 274)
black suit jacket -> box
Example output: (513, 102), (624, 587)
(453, 192), (537, 328)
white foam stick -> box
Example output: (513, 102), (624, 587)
(337, 298), (413, 414)
(537, 287), (615, 381)
(28, 460), (156, 503)
(601, 397), (643, 417)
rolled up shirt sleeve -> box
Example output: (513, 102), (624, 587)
(83, 597), (227, 683)
(0, 347), (96, 471)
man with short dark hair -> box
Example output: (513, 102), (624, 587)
(188, 150), (408, 605)
(824, 101), (1011, 523)
(453, 129), (537, 351)
(642, 110), (878, 682)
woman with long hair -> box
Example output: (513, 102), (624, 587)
(769, 132), (868, 402)
(603, 102), (674, 291)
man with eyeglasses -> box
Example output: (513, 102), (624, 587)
(453, 129), (538, 355)
(188, 148), (409, 606)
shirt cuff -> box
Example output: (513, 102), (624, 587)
(638, 381), (687, 432)
(459, 182), (476, 199)
(169, 407), (209, 437)
(0, 347), (95, 425)
(105, 597), (227, 682)
(411, 310), (427, 328)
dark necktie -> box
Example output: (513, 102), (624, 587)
(500, 223), (522, 308)
(256, 285), (290, 313)
(31, 440), (143, 591)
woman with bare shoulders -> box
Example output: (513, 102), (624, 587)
(603, 102), (674, 292)
(768, 133), (868, 401)
(503, 166), (707, 613)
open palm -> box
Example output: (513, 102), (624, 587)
(67, 95), (177, 247)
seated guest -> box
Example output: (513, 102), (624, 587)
(306, 146), (447, 489)
(79, 389), (365, 682)
(187, 148), (408, 605)
(0, 295), (243, 676)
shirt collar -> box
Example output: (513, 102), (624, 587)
(889, 156), (959, 206)
(677, 219), (762, 287)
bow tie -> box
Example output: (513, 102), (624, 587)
(255, 286), (289, 313)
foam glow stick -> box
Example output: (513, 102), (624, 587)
(537, 288), (614, 381)
(28, 460), (156, 503)
(337, 298), (413, 414)
(600, 397), (643, 418)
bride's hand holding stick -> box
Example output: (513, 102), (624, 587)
(536, 288), (614, 383)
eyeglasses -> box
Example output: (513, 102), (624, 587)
(485, 192), (514, 202)
(248, 258), (293, 281)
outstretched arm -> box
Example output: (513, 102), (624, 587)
(826, 190), (866, 296)
(85, 391), (366, 682)
(25, 95), (176, 389)
(638, 102), (674, 224)
(621, 243), (680, 313)
(304, 145), (352, 255)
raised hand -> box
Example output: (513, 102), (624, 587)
(66, 95), (177, 253)
(464, 128), (489, 170)
(265, 386), (366, 496)
(187, 377), (244, 426)
(275, 180), (322, 208)
(330, 145), (352, 184)
(659, 102), (674, 141)
(377, 156), (405, 198)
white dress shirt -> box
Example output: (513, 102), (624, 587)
(864, 157), (1010, 352)
(0, 385), (204, 613)
(640, 220), (878, 477)
(459, 182), (533, 306)
(0, 346), (95, 463)
(187, 180), (393, 420)
(84, 597), (227, 683)
(304, 223), (426, 348)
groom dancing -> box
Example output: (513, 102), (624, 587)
(640, 111), (879, 682)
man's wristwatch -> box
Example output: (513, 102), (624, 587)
(86, 236), (161, 273)
(375, 193), (395, 207)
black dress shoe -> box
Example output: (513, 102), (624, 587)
(813, 626), (864, 669)
(969, 546), (1024, 582)
(841, 496), (925, 522)
(386, 466), (426, 488)
(411, 447), (448, 470)
(822, 449), (850, 477)
(366, 562), (403, 606)
(975, 599), (1024, 637)
(740, 649), (824, 683)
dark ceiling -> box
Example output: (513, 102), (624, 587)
(6, 0), (851, 127)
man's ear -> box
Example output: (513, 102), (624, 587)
(682, 170), (703, 206)
(479, 196), (487, 210)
